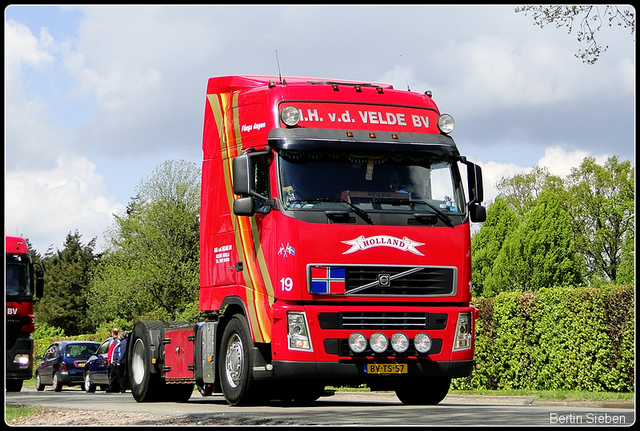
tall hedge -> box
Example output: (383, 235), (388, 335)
(453, 285), (634, 392)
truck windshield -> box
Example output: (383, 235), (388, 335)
(278, 149), (465, 217)
(6, 262), (31, 297)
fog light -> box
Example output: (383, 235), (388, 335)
(414, 333), (432, 353)
(287, 311), (313, 351)
(390, 333), (409, 353)
(369, 332), (388, 353)
(281, 106), (301, 127)
(348, 332), (367, 354)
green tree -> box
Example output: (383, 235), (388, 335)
(515, 5), (635, 64)
(89, 160), (201, 323)
(566, 156), (634, 285)
(471, 196), (519, 296)
(34, 231), (100, 335)
(485, 191), (584, 295)
(495, 165), (563, 218)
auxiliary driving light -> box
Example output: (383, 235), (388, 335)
(369, 332), (389, 353)
(414, 333), (432, 354)
(390, 333), (410, 353)
(348, 332), (367, 354)
(437, 113), (455, 134)
(280, 106), (301, 127)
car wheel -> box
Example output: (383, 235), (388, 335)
(52, 372), (63, 392)
(35, 373), (45, 391)
(84, 372), (96, 393)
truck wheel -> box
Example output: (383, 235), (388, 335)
(218, 315), (260, 406)
(7, 379), (24, 392)
(129, 321), (163, 402)
(395, 377), (451, 405)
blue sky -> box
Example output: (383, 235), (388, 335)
(4, 5), (635, 253)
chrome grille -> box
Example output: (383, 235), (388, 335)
(344, 265), (456, 296)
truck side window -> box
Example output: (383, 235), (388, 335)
(254, 154), (271, 213)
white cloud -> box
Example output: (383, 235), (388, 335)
(5, 154), (125, 254)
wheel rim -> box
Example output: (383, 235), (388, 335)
(53, 373), (59, 388)
(132, 338), (146, 385)
(225, 334), (244, 389)
(85, 373), (91, 391)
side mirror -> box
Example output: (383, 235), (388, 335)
(463, 159), (486, 223)
(232, 154), (253, 196)
(466, 163), (484, 205)
(32, 263), (44, 299)
(233, 197), (256, 217)
(469, 203), (486, 223)
(231, 151), (271, 217)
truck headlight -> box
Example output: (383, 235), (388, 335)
(287, 311), (313, 351)
(13, 354), (30, 368)
(453, 312), (472, 351)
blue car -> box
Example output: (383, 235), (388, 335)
(35, 341), (100, 391)
(83, 338), (111, 392)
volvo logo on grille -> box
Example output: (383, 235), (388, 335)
(378, 274), (391, 287)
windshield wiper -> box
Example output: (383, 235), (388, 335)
(289, 198), (373, 224)
(315, 198), (373, 225)
(373, 198), (454, 228)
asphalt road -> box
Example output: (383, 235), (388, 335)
(6, 386), (635, 426)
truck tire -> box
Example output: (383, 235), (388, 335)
(218, 315), (261, 406)
(129, 321), (163, 402)
(394, 377), (451, 405)
(7, 379), (24, 392)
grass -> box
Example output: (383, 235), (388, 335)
(5, 405), (42, 423)
(449, 388), (634, 402)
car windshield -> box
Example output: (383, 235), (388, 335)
(278, 149), (465, 215)
(6, 262), (31, 297)
(66, 344), (98, 359)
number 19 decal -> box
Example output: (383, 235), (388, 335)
(280, 277), (293, 292)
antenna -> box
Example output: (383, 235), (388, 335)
(401, 55), (410, 91)
(275, 50), (283, 84)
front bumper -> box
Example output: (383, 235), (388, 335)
(260, 359), (474, 384)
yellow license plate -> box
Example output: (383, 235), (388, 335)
(365, 363), (408, 374)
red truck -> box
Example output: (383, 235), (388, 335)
(5, 235), (44, 392)
(127, 75), (486, 405)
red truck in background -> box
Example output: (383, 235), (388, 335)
(127, 75), (486, 405)
(5, 235), (44, 392)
